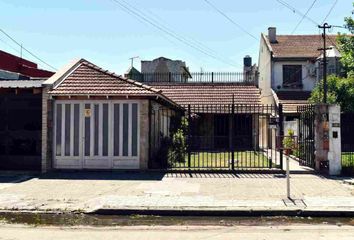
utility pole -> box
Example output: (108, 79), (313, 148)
(318, 23), (332, 104)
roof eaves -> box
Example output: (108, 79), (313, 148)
(43, 58), (84, 87)
(261, 33), (273, 54)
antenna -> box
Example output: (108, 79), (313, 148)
(129, 56), (139, 67)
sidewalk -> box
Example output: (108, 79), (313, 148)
(0, 172), (353, 216)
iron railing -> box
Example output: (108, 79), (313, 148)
(126, 72), (257, 84)
(149, 103), (281, 171)
(341, 112), (354, 175)
(297, 105), (315, 168)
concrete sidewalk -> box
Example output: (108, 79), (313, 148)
(0, 172), (353, 215)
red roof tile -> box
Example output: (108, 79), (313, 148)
(49, 60), (164, 97)
(147, 83), (261, 105)
(268, 35), (337, 58)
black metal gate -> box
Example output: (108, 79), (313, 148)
(297, 105), (315, 168)
(149, 103), (282, 171)
(341, 112), (354, 175)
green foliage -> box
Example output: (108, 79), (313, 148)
(154, 115), (188, 168)
(283, 129), (296, 149)
(336, 2), (354, 76)
(309, 75), (354, 112)
(283, 129), (300, 157)
(170, 117), (188, 163)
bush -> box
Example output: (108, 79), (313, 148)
(283, 129), (296, 155)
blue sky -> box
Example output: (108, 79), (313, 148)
(0, 0), (352, 73)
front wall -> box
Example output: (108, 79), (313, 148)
(53, 99), (145, 170)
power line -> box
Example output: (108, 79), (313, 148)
(118, 0), (227, 63)
(0, 36), (21, 55)
(203, 0), (258, 41)
(322, 0), (338, 24)
(291, 0), (317, 34)
(276, 0), (319, 26)
(0, 28), (57, 70)
(109, 0), (242, 68)
(123, 0), (221, 57)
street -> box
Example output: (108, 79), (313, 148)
(0, 224), (353, 240)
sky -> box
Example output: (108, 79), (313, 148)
(0, 0), (352, 74)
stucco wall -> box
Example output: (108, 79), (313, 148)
(272, 61), (317, 91)
(258, 35), (274, 105)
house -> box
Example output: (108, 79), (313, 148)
(0, 50), (54, 171)
(258, 27), (341, 135)
(125, 56), (265, 157)
(37, 55), (271, 171)
(41, 58), (179, 171)
(126, 57), (191, 82)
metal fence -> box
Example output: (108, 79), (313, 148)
(126, 72), (257, 84)
(297, 105), (315, 168)
(149, 103), (282, 171)
(341, 112), (354, 175)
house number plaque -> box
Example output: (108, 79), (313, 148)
(84, 109), (91, 117)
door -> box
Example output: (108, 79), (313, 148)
(54, 102), (82, 168)
(54, 101), (140, 169)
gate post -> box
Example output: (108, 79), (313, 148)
(231, 102), (235, 170)
(314, 104), (342, 175)
(279, 104), (284, 170)
(187, 104), (191, 168)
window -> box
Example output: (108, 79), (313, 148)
(282, 65), (302, 88)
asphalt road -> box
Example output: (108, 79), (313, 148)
(0, 224), (353, 240)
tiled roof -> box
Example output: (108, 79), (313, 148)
(49, 60), (164, 97)
(147, 83), (261, 105)
(276, 91), (311, 113)
(268, 35), (337, 58)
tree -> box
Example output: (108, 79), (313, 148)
(336, 2), (354, 76)
(310, 2), (354, 112)
(309, 75), (354, 112)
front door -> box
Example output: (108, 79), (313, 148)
(54, 101), (140, 169)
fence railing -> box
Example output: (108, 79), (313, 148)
(341, 112), (354, 175)
(126, 72), (257, 84)
(297, 105), (315, 168)
(149, 103), (281, 171)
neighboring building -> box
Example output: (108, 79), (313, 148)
(258, 27), (340, 117)
(0, 50), (54, 171)
(127, 57), (191, 82)
(0, 50), (54, 79)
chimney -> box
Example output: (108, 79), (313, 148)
(268, 27), (277, 43)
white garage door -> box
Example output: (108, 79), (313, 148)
(54, 100), (140, 169)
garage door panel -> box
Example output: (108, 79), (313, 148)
(54, 101), (140, 170)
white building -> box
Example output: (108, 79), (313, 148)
(258, 27), (341, 117)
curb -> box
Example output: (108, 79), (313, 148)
(90, 208), (354, 217)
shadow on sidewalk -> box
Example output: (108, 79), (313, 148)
(39, 171), (165, 181)
(165, 172), (286, 179)
(0, 175), (34, 184)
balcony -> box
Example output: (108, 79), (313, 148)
(125, 72), (258, 85)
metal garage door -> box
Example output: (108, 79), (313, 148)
(54, 101), (139, 169)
